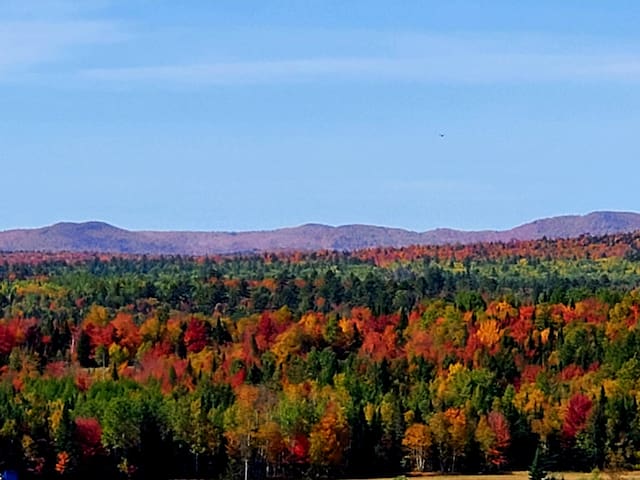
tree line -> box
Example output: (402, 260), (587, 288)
(1, 233), (640, 478)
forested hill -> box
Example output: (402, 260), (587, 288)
(2, 232), (640, 478)
(1, 211), (640, 254)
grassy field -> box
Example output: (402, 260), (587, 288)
(345, 472), (640, 480)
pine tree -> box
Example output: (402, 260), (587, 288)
(529, 446), (547, 480)
(593, 386), (607, 469)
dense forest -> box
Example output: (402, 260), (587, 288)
(2, 232), (640, 478)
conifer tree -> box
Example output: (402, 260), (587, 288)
(529, 446), (546, 480)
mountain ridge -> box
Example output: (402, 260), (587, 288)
(1, 211), (639, 255)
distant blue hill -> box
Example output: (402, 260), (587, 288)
(0, 211), (639, 255)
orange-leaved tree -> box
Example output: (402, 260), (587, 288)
(402, 422), (432, 471)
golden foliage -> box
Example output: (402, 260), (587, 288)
(476, 319), (503, 349)
(402, 422), (432, 471)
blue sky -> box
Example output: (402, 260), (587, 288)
(2, 1), (640, 232)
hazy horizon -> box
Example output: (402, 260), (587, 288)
(2, 209), (638, 234)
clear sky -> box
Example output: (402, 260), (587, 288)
(2, 1), (639, 232)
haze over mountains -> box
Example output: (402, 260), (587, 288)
(1, 211), (639, 255)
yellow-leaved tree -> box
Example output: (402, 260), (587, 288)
(402, 422), (432, 471)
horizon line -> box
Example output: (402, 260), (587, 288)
(2, 209), (638, 235)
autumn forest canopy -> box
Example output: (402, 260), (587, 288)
(3, 232), (640, 478)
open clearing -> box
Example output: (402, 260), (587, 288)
(346, 472), (640, 480)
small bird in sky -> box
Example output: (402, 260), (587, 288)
(439, 133), (445, 138)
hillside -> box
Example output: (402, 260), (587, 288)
(0, 211), (639, 254)
(2, 232), (640, 478)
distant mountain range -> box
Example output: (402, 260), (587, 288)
(1, 211), (639, 255)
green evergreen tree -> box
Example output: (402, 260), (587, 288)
(76, 330), (93, 367)
(529, 446), (547, 480)
(593, 386), (607, 469)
